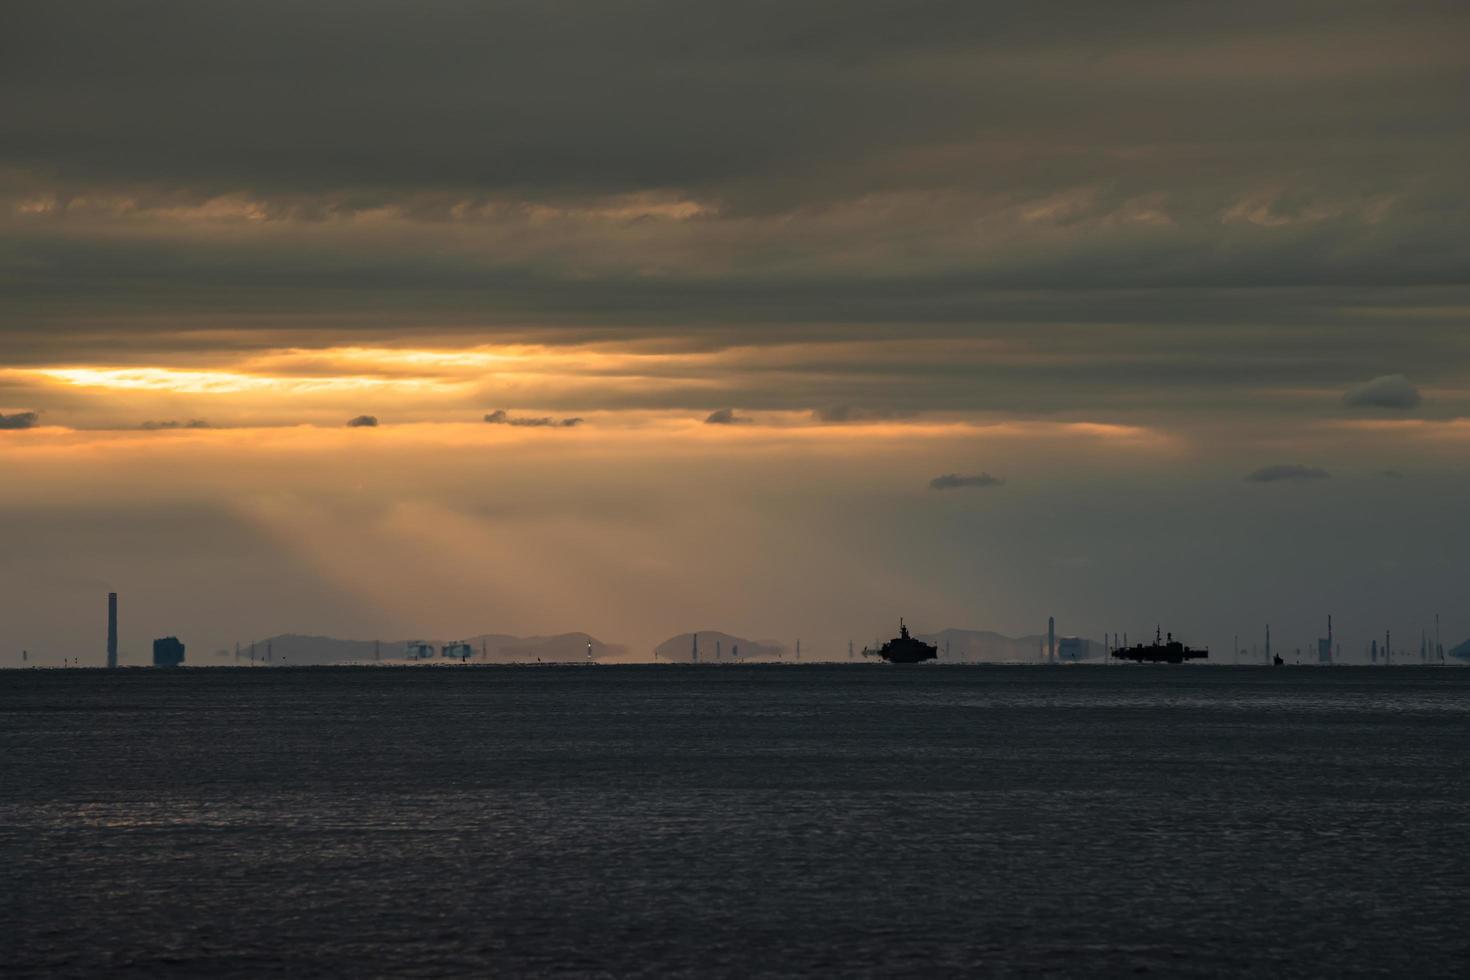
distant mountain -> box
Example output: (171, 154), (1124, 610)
(214, 632), (630, 665)
(653, 631), (787, 663)
(1448, 639), (1470, 662)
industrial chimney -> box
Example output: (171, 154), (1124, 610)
(106, 592), (118, 669)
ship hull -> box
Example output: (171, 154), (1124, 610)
(866, 621), (939, 664)
(1112, 651), (1207, 664)
(880, 650), (938, 664)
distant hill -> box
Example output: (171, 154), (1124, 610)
(653, 631), (787, 663)
(1448, 639), (1470, 662)
(213, 632), (630, 665)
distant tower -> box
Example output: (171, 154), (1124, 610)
(106, 592), (118, 669)
(691, 633), (699, 664)
(796, 639), (801, 661)
(1265, 624), (1271, 665)
(1385, 629), (1391, 665)
(1371, 639), (1378, 663)
(848, 640), (854, 661)
(1047, 617), (1055, 664)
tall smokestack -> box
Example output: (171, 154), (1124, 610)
(1047, 617), (1055, 664)
(106, 592), (118, 669)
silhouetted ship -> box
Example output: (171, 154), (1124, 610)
(864, 620), (938, 664)
(1111, 628), (1207, 664)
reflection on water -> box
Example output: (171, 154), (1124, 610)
(3, 666), (1468, 977)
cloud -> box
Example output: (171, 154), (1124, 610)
(5, 1), (1465, 383)
(346, 415), (379, 427)
(1343, 374), (1422, 410)
(704, 408), (752, 425)
(140, 418), (209, 430)
(0, 1), (1467, 437)
(0, 411), (40, 429)
(812, 405), (912, 423)
(484, 410), (582, 428)
(1244, 463), (1330, 483)
(929, 472), (1005, 490)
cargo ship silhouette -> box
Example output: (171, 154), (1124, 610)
(1112, 627), (1207, 664)
(863, 620), (939, 664)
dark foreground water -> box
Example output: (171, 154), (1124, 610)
(3, 666), (1468, 978)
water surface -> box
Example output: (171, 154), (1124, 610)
(3, 665), (1467, 976)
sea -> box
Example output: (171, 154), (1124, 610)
(3, 665), (1468, 978)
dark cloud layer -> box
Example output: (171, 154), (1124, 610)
(346, 415), (379, 427)
(813, 405), (914, 423)
(930, 472), (1005, 490)
(1245, 464), (1330, 483)
(0, 2), (1467, 426)
(704, 409), (752, 425)
(140, 418), (209, 430)
(484, 410), (582, 428)
(3, 3), (1468, 370)
(6, 2), (1466, 204)
(1343, 375), (1422, 410)
(0, 411), (40, 429)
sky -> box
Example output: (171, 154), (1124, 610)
(2, 1), (1468, 663)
